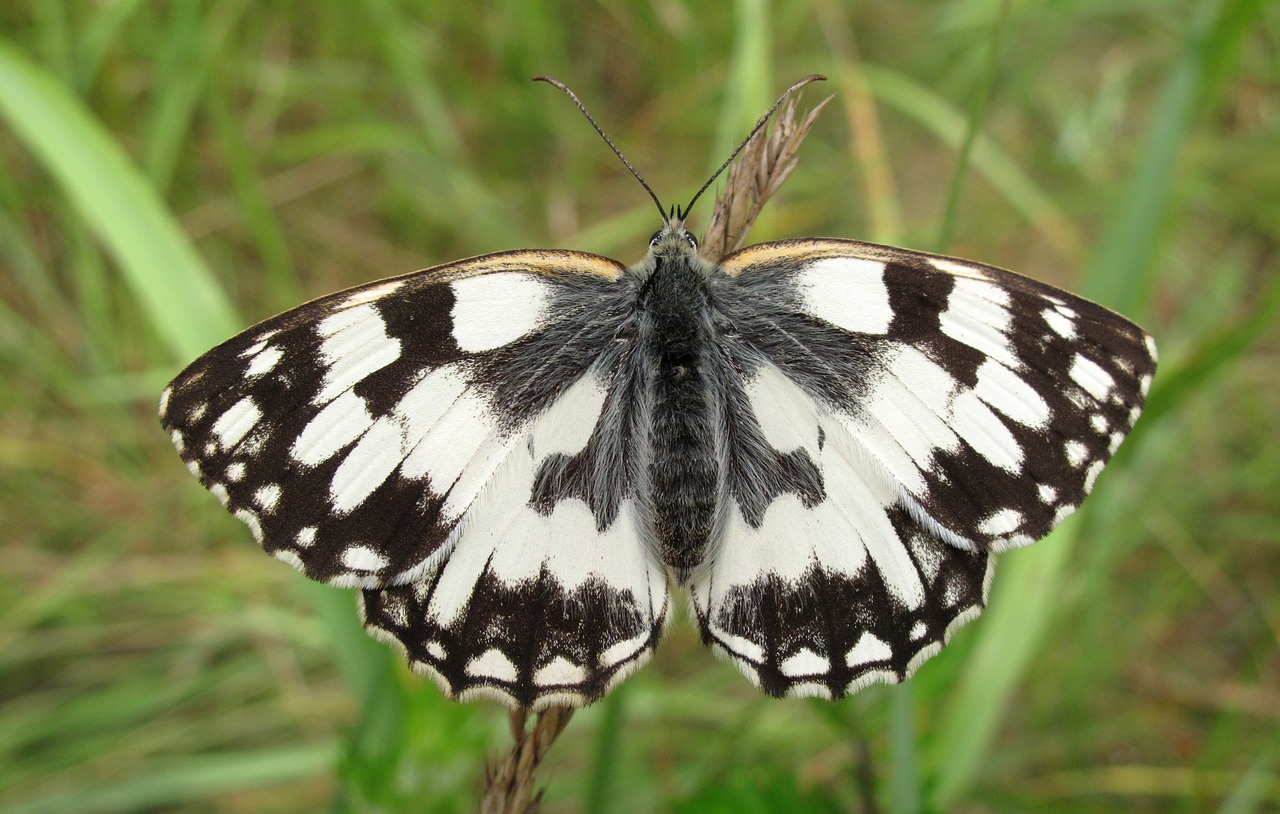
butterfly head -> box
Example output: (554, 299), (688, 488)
(648, 211), (699, 259)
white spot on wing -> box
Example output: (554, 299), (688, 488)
(1084, 460), (1105, 492)
(235, 509), (263, 541)
(1064, 439), (1088, 467)
(940, 277), (1017, 368)
(212, 398), (261, 450)
(535, 656), (587, 686)
(296, 526), (317, 547)
(712, 631), (766, 664)
(273, 549), (304, 571)
(450, 273), (550, 353)
(343, 280), (404, 307)
(930, 257), (987, 278)
(1108, 431), (1125, 454)
(292, 390), (374, 466)
(314, 304), (402, 404)
(846, 632), (893, 666)
(600, 633), (650, 668)
(796, 257), (892, 335)
(401, 389), (495, 491)
(225, 462), (245, 481)
(466, 649), (518, 681)
(255, 484), (281, 512)
(1038, 484), (1057, 503)
(245, 345), (283, 377)
(745, 364), (820, 454)
(1070, 354), (1115, 401)
(331, 417), (404, 512)
(158, 387), (171, 418)
(978, 508), (1023, 536)
(950, 390), (1022, 472)
(342, 545), (388, 572)
(973, 359), (1050, 428)
(910, 621), (928, 640)
(1042, 307), (1076, 338)
(528, 373), (607, 460)
(851, 345), (961, 493)
(781, 648), (827, 677)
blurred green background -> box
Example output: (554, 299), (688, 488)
(2, 1), (1277, 812)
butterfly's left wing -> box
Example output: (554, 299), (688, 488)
(161, 250), (669, 709)
(694, 238), (1156, 698)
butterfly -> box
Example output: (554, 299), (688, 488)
(160, 76), (1156, 710)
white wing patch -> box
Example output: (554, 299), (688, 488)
(211, 397), (260, 450)
(797, 257), (893, 335)
(315, 304), (402, 404)
(450, 273), (551, 353)
(973, 359), (1050, 428)
(745, 363), (820, 455)
(291, 390), (374, 466)
(939, 276), (1017, 368)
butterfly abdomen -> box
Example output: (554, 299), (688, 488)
(640, 252), (721, 578)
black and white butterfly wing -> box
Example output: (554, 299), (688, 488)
(161, 251), (669, 709)
(694, 238), (1156, 698)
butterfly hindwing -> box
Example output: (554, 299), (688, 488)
(162, 250), (670, 707)
(692, 238), (1155, 697)
(362, 355), (671, 709)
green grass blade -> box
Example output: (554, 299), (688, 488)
(5, 745), (336, 814)
(923, 0), (1264, 806)
(584, 684), (628, 814)
(860, 64), (1082, 262)
(1084, 0), (1267, 312)
(888, 684), (920, 814)
(924, 523), (1076, 806)
(933, 0), (1012, 254)
(710, 0), (772, 172)
(0, 40), (238, 359)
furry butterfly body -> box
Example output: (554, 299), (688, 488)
(161, 82), (1156, 710)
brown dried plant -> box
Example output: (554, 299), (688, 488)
(479, 707), (575, 814)
(701, 93), (832, 262)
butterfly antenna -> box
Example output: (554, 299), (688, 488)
(534, 75), (668, 223)
(681, 74), (827, 219)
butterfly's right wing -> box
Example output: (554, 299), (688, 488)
(694, 238), (1155, 699)
(161, 250), (668, 709)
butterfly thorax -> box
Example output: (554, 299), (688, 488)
(633, 227), (721, 580)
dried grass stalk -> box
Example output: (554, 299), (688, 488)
(700, 94), (832, 262)
(479, 706), (575, 814)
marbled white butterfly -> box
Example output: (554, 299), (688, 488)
(161, 76), (1156, 710)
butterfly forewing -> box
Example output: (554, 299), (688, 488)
(162, 250), (672, 707)
(692, 238), (1155, 697)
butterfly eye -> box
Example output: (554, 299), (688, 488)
(684, 233), (698, 251)
(649, 230), (663, 249)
